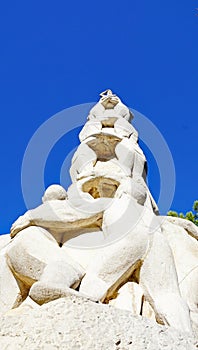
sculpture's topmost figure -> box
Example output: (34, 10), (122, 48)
(87, 89), (133, 122)
(99, 89), (120, 108)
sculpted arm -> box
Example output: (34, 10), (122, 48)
(10, 201), (103, 238)
(10, 203), (59, 238)
(10, 211), (32, 238)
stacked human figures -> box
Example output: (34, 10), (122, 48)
(1, 90), (198, 335)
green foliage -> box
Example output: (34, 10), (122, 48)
(193, 200), (198, 212)
(167, 200), (198, 226)
(167, 211), (178, 217)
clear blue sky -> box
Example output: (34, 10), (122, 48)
(0, 1), (197, 234)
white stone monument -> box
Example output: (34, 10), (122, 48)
(1, 90), (198, 336)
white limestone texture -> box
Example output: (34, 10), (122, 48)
(0, 244), (21, 314)
(0, 234), (10, 250)
(0, 89), (198, 341)
(0, 295), (197, 350)
(161, 218), (198, 336)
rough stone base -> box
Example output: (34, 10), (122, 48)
(0, 295), (197, 350)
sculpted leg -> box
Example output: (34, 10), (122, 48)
(139, 231), (192, 333)
(79, 228), (149, 302)
(29, 258), (85, 305)
(161, 219), (198, 334)
(0, 247), (21, 314)
(109, 281), (156, 320)
(6, 226), (85, 305)
(179, 268), (198, 336)
(109, 282), (143, 314)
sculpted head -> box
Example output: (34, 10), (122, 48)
(42, 185), (67, 203)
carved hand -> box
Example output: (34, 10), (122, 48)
(10, 214), (30, 238)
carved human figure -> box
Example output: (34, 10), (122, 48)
(7, 185), (192, 333)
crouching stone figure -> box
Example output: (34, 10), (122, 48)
(6, 184), (192, 334)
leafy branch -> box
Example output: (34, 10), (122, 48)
(167, 200), (198, 226)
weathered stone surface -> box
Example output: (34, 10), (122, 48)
(69, 215), (198, 334)
(102, 193), (159, 237)
(0, 247), (20, 315)
(114, 117), (137, 139)
(87, 89), (133, 121)
(109, 282), (156, 320)
(42, 184), (67, 202)
(72, 136), (146, 184)
(70, 142), (97, 182)
(109, 282), (144, 314)
(0, 233), (10, 251)
(139, 230), (192, 333)
(82, 176), (120, 199)
(115, 138), (136, 172)
(79, 120), (101, 142)
(79, 119), (134, 142)
(100, 90), (120, 109)
(67, 180), (112, 215)
(165, 216), (198, 240)
(80, 101), (135, 143)
(6, 227), (85, 291)
(115, 177), (148, 205)
(100, 116), (117, 127)
(0, 296), (196, 350)
(10, 199), (103, 239)
(113, 103), (134, 121)
(2, 89), (196, 338)
(87, 134), (121, 161)
(83, 159), (131, 179)
(6, 227), (60, 287)
(29, 281), (79, 305)
(79, 224), (149, 301)
(161, 219), (198, 335)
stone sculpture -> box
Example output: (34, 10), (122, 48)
(1, 89), (198, 335)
